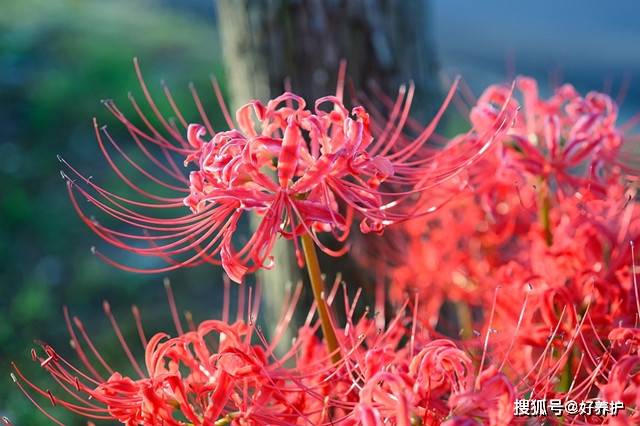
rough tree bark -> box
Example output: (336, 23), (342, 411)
(215, 0), (439, 335)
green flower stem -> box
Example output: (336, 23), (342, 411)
(557, 350), (573, 393)
(214, 413), (238, 426)
(300, 233), (342, 365)
(456, 302), (474, 341)
(538, 178), (553, 246)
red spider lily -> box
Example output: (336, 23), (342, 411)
(362, 77), (640, 378)
(447, 366), (515, 426)
(356, 171), (640, 425)
(423, 180), (640, 380)
(11, 279), (341, 425)
(59, 60), (509, 282)
(470, 76), (639, 198)
(16, 70), (640, 426)
(599, 355), (640, 424)
(12, 275), (543, 426)
(14, 275), (640, 425)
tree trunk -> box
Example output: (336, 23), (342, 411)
(216, 0), (439, 337)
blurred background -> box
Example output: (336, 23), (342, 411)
(1, 0), (639, 423)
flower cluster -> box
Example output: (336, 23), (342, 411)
(12, 66), (640, 425)
(359, 77), (640, 423)
(15, 272), (639, 425)
(12, 279), (524, 425)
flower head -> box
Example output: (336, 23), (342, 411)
(60, 60), (508, 282)
(12, 280), (335, 425)
(470, 76), (638, 197)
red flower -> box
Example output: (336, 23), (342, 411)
(470, 76), (638, 198)
(60, 61), (507, 282)
(16, 274), (640, 425)
(12, 277), (529, 426)
(11, 281), (339, 425)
